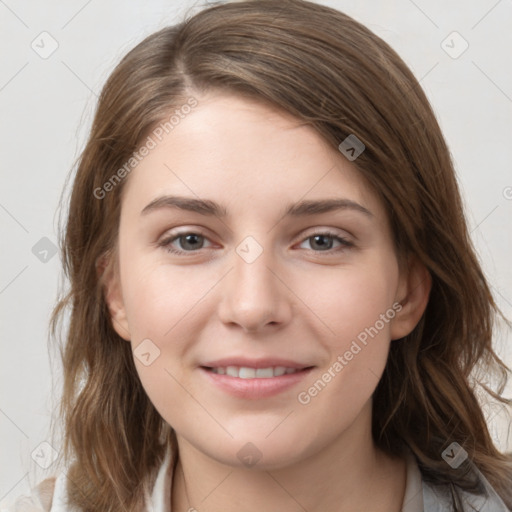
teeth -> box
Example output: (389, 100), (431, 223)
(274, 366), (287, 376)
(210, 366), (301, 378)
(226, 366), (238, 377)
(239, 367), (256, 379)
(256, 367), (274, 378)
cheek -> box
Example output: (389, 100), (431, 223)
(120, 261), (196, 421)
(121, 257), (204, 340)
(301, 256), (399, 347)
(295, 256), (399, 404)
(132, 356), (191, 430)
(298, 257), (398, 406)
(120, 260), (211, 400)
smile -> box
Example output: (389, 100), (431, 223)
(206, 366), (302, 378)
(200, 365), (314, 399)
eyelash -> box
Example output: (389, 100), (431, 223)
(157, 230), (354, 256)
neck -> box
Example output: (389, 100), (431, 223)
(171, 403), (406, 512)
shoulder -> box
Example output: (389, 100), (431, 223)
(420, 467), (511, 511)
(2, 450), (172, 512)
(422, 479), (511, 511)
(404, 447), (511, 511)
(1, 477), (56, 512)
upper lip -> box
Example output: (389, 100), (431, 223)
(201, 357), (313, 369)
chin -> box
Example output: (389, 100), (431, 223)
(200, 434), (314, 471)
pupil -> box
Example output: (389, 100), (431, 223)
(313, 235), (331, 250)
(183, 234), (201, 250)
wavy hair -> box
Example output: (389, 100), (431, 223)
(46, 0), (512, 510)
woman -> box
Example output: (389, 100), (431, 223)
(7, 0), (512, 510)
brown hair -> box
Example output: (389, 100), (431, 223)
(47, 0), (512, 510)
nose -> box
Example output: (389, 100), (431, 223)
(217, 240), (293, 334)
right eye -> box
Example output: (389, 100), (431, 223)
(158, 231), (213, 255)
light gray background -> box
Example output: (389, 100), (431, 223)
(1, 0), (511, 505)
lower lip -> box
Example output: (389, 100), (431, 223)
(200, 367), (314, 399)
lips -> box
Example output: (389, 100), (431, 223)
(200, 357), (315, 399)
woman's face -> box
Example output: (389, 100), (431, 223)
(106, 92), (425, 469)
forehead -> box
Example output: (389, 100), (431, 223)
(120, 92), (381, 219)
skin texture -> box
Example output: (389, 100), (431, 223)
(105, 92), (431, 511)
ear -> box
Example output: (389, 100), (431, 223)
(390, 255), (432, 341)
(96, 250), (131, 342)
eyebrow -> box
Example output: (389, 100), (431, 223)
(140, 195), (373, 218)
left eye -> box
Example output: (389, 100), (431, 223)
(298, 232), (353, 252)
(158, 231), (352, 255)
